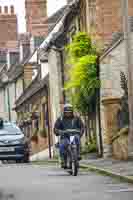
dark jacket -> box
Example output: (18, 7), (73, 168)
(54, 115), (84, 137)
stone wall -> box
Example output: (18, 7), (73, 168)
(80, 0), (87, 33)
(112, 127), (128, 160)
(48, 48), (62, 145)
(16, 78), (23, 100)
(24, 64), (33, 88)
(82, 0), (133, 45)
(95, 0), (122, 45)
(9, 82), (16, 121)
(100, 33), (133, 158)
(31, 136), (48, 155)
(25, 0), (48, 37)
(95, 0), (133, 45)
(0, 89), (7, 119)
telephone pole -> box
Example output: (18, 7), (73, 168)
(122, 0), (133, 158)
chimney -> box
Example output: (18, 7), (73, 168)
(67, 0), (73, 4)
(30, 36), (35, 54)
(7, 50), (19, 69)
(4, 6), (8, 14)
(10, 5), (14, 14)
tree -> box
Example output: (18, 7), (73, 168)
(65, 32), (100, 142)
(65, 32), (99, 113)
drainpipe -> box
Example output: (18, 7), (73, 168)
(45, 86), (52, 159)
(96, 57), (103, 157)
(7, 84), (11, 121)
(47, 86), (52, 159)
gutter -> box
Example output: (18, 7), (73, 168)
(100, 37), (124, 61)
(96, 57), (103, 157)
(38, 0), (80, 58)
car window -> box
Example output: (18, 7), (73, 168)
(0, 123), (22, 135)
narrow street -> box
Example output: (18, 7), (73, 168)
(0, 164), (133, 200)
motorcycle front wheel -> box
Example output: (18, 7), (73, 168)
(72, 148), (79, 176)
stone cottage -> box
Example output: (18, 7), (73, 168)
(100, 32), (133, 160)
(13, 6), (68, 158)
(38, 0), (103, 157)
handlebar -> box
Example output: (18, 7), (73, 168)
(58, 129), (81, 136)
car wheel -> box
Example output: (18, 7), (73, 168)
(23, 156), (30, 163)
(2, 160), (8, 164)
(16, 160), (22, 164)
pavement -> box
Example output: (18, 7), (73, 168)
(80, 154), (133, 184)
(31, 152), (133, 184)
(30, 147), (54, 162)
(0, 163), (133, 199)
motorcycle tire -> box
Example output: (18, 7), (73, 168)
(72, 148), (79, 176)
(72, 160), (78, 176)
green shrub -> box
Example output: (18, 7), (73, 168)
(81, 138), (97, 155)
(65, 32), (100, 115)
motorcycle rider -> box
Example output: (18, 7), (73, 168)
(54, 104), (84, 169)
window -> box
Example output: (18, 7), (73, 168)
(0, 51), (6, 64)
(0, 123), (22, 135)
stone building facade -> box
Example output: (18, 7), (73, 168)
(100, 34), (133, 159)
(12, 5), (67, 157)
(25, 0), (48, 37)
(39, 1), (102, 156)
(79, 0), (133, 46)
(15, 75), (51, 156)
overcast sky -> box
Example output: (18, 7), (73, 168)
(0, 0), (66, 33)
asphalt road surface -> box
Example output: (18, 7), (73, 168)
(0, 163), (133, 200)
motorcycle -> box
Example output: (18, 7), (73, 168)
(56, 129), (80, 176)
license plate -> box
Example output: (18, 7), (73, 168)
(0, 147), (14, 152)
(70, 136), (75, 143)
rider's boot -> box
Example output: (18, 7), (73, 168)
(63, 157), (68, 169)
(61, 161), (64, 168)
(60, 158), (67, 169)
(60, 157), (65, 168)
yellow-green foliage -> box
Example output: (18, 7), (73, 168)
(66, 32), (95, 59)
(65, 32), (100, 114)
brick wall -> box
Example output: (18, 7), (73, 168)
(25, 0), (48, 37)
(0, 6), (18, 48)
(80, 0), (87, 32)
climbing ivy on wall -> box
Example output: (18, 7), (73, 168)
(65, 32), (100, 115)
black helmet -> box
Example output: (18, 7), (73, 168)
(63, 104), (73, 113)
